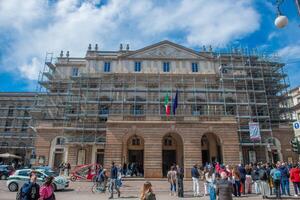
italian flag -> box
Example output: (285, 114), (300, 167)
(164, 93), (171, 116)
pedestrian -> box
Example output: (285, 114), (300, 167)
(109, 162), (121, 199)
(97, 169), (108, 192)
(279, 162), (291, 196)
(167, 166), (177, 196)
(270, 164), (282, 199)
(290, 164), (300, 197)
(176, 165), (184, 197)
(203, 167), (209, 196)
(191, 164), (201, 197)
(238, 164), (246, 195)
(259, 164), (270, 199)
(140, 181), (156, 200)
(232, 167), (241, 197)
(252, 164), (261, 194)
(245, 164), (252, 194)
(122, 162), (127, 176)
(66, 162), (71, 177)
(39, 176), (55, 200)
(206, 167), (216, 200)
(216, 171), (233, 200)
(59, 162), (64, 176)
(18, 171), (40, 200)
(266, 163), (274, 196)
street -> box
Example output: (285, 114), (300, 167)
(0, 179), (299, 200)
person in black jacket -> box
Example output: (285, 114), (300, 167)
(19, 171), (40, 200)
(238, 164), (246, 195)
(109, 162), (120, 199)
(176, 165), (184, 197)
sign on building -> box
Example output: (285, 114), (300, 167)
(293, 121), (300, 137)
(249, 122), (261, 141)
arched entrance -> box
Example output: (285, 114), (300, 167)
(162, 132), (183, 177)
(201, 133), (222, 165)
(266, 137), (282, 163)
(127, 135), (144, 177)
(49, 136), (67, 169)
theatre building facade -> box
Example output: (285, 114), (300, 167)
(29, 40), (297, 178)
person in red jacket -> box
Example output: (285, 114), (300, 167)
(290, 164), (300, 197)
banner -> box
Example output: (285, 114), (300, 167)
(249, 122), (261, 141)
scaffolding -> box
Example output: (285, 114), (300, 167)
(33, 45), (291, 163)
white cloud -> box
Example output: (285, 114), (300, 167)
(277, 44), (300, 61)
(0, 0), (260, 81)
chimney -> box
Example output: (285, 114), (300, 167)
(60, 50), (63, 57)
(126, 44), (129, 51)
(88, 44), (92, 51)
(95, 44), (98, 51)
(209, 45), (212, 52)
(66, 51), (69, 57)
(119, 43), (123, 51)
(202, 45), (206, 52)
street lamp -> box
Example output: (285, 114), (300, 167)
(274, 0), (288, 28)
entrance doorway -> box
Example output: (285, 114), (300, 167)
(53, 152), (63, 168)
(201, 133), (222, 166)
(162, 133), (183, 177)
(126, 135), (144, 177)
(162, 150), (176, 176)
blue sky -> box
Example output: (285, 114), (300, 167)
(0, 0), (299, 92)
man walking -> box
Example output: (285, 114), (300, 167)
(19, 171), (40, 200)
(109, 162), (120, 199)
(271, 164), (282, 199)
(191, 164), (201, 197)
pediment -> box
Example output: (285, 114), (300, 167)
(124, 41), (207, 59)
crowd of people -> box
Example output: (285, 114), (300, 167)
(164, 161), (300, 200)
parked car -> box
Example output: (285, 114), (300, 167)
(7, 169), (69, 192)
(0, 165), (15, 180)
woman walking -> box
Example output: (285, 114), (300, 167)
(245, 164), (252, 194)
(167, 166), (177, 196)
(140, 181), (156, 200)
(232, 167), (241, 197)
(39, 176), (55, 200)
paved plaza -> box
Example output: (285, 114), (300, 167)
(1, 179), (300, 200)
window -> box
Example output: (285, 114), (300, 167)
(134, 61), (141, 72)
(7, 106), (14, 116)
(72, 67), (79, 76)
(104, 62), (111, 72)
(164, 138), (172, 146)
(21, 121), (27, 132)
(192, 62), (198, 72)
(56, 137), (66, 145)
(132, 138), (141, 146)
(163, 62), (170, 72)
(4, 120), (12, 132)
(297, 97), (300, 104)
(99, 105), (109, 115)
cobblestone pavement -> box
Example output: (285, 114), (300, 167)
(1, 180), (299, 200)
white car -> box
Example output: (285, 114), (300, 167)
(7, 169), (69, 192)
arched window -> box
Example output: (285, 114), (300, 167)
(56, 137), (66, 145)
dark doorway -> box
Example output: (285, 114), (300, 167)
(96, 154), (104, 165)
(128, 150), (144, 177)
(53, 153), (63, 169)
(162, 150), (176, 177)
(202, 150), (209, 165)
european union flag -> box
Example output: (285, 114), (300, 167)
(172, 90), (178, 115)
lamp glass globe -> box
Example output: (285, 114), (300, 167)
(275, 15), (288, 28)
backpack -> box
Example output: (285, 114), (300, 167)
(273, 169), (281, 180)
